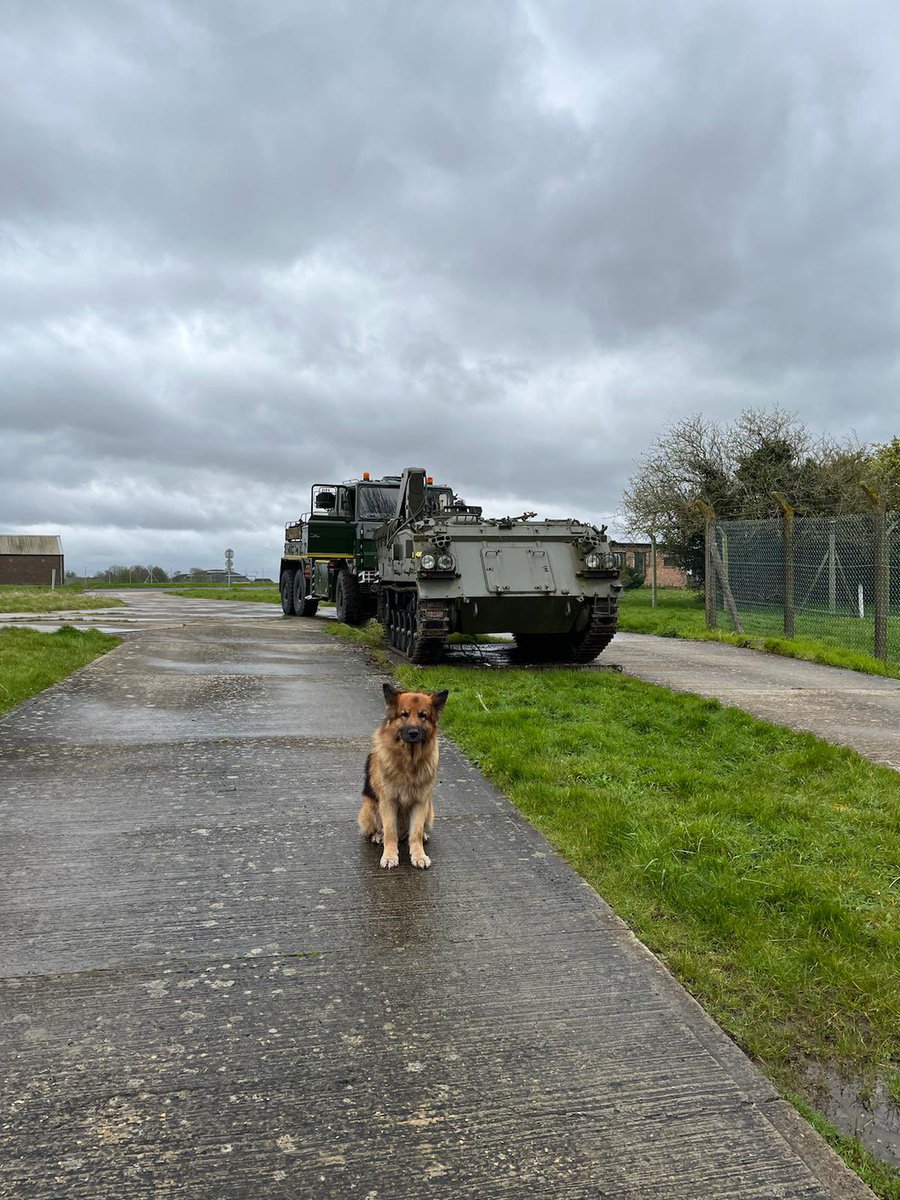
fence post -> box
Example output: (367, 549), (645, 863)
(649, 532), (658, 608)
(771, 492), (795, 639)
(827, 520), (837, 614)
(696, 500), (717, 629)
(861, 483), (888, 660)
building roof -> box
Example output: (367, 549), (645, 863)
(0, 534), (63, 556)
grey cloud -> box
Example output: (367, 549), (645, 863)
(1, 0), (898, 572)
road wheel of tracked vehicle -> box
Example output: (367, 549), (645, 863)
(292, 565), (319, 617)
(402, 607), (413, 654)
(335, 569), (364, 626)
(383, 591), (402, 650)
(280, 570), (297, 616)
(405, 595), (445, 664)
(382, 591), (444, 662)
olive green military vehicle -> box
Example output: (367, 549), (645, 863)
(280, 468), (622, 663)
(279, 473), (399, 624)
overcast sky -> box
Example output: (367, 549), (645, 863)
(2, 0), (898, 575)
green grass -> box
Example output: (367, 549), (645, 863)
(0, 585), (126, 614)
(620, 587), (900, 679)
(384, 659), (899, 1193)
(324, 619), (391, 668)
(168, 586), (282, 603)
(168, 586), (339, 606)
(0, 626), (121, 716)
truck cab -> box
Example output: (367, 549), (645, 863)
(279, 474), (451, 622)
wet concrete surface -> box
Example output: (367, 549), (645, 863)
(0, 588), (279, 636)
(0, 598), (876, 1197)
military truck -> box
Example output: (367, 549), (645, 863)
(279, 468), (622, 663)
(279, 473), (400, 624)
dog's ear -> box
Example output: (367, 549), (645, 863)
(383, 683), (401, 712)
(430, 689), (449, 718)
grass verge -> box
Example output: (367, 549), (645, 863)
(168, 586), (282, 603)
(168, 586), (339, 607)
(0, 626), (121, 716)
(324, 619), (391, 669)
(620, 588), (900, 680)
(0, 585), (125, 614)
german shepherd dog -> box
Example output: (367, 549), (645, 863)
(358, 684), (449, 869)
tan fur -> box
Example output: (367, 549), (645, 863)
(357, 686), (448, 869)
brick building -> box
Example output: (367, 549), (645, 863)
(610, 541), (689, 588)
(0, 535), (65, 585)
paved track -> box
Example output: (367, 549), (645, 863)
(0, 589), (281, 635)
(0, 600), (874, 1198)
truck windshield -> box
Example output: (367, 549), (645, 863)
(358, 486), (400, 519)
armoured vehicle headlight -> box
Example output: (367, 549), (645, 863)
(603, 552), (617, 569)
(584, 552), (603, 569)
(437, 553), (455, 571)
(420, 554), (436, 571)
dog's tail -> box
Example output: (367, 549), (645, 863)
(358, 753), (381, 840)
(362, 752), (377, 802)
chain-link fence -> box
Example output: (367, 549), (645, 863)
(709, 512), (900, 663)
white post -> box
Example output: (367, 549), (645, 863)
(51, 568), (56, 589)
(858, 583), (864, 619)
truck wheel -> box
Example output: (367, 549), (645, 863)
(280, 570), (297, 616)
(335, 569), (364, 626)
(292, 566), (319, 617)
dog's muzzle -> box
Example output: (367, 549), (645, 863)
(400, 726), (425, 744)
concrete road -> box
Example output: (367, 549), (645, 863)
(607, 632), (900, 772)
(0, 605), (873, 1198)
(0, 588), (280, 636)
(11, 592), (900, 774)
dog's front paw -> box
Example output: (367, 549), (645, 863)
(380, 850), (399, 869)
(410, 850), (431, 869)
(369, 831), (384, 845)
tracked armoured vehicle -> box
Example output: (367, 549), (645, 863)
(279, 468), (621, 663)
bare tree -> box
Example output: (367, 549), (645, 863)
(622, 407), (873, 578)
